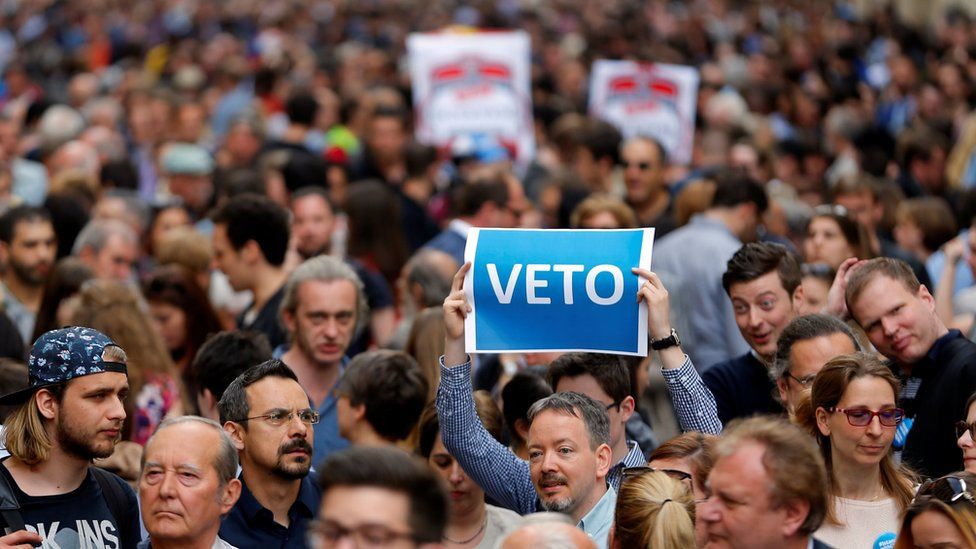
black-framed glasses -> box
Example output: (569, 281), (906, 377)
(306, 519), (420, 548)
(956, 420), (976, 441)
(622, 466), (692, 483)
(786, 371), (817, 387)
(828, 407), (905, 427)
(915, 476), (976, 506)
(234, 408), (320, 427)
(604, 401), (621, 412)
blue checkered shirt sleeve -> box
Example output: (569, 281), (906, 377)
(436, 356), (539, 515)
(660, 355), (723, 434)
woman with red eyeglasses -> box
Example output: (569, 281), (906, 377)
(795, 352), (917, 548)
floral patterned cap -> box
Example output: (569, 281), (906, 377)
(0, 326), (128, 404)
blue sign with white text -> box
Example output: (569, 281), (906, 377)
(464, 228), (654, 355)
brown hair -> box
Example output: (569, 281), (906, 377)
(614, 471), (695, 549)
(416, 390), (503, 458)
(648, 431), (718, 496)
(845, 257), (920, 310)
(795, 352), (916, 524)
(154, 226), (213, 277)
(895, 197), (957, 254)
(806, 208), (874, 263)
(895, 472), (976, 549)
(716, 416), (828, 536)
(569, 195), (638, 229)
(404, 307), (445, 404)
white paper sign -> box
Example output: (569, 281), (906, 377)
(408, 31), (534, 167)
(589, 60), (700, 165)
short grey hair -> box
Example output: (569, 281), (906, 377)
(771, 314), (860, 381)
(404, 249), (455, 309)
(279, 255), (369, 334)
(72, 219), (138, 255)
(39, 105), (85, 149)
(143, 416), (239, 488)
(526, 392), (610, 450)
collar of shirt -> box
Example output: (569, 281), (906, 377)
(605, 441), (645, 490)
(236, 473), (320, 523)
(577, 485), (617, 545)
(923, 329), (962, 365)
(449, 219), (472, 238)
(688, 214), (739, 241)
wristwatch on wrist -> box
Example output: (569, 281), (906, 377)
(650, 328), (681, 351)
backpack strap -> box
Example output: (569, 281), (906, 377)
(0, 465), (25, 534)
(91, 467), (136, 548)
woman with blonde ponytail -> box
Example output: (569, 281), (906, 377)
(610, 469), (696, 549)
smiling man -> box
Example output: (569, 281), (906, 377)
(846, 257), (976, 477)
(218, 359), (320, 549)
(139, 416), (242, 549)
(702, 243), (804, 424)
(0, 327), (140, 548)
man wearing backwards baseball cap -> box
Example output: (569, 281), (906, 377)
(0, 327), (140, 548)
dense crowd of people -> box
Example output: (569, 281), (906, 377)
(1, 0), (976, 548)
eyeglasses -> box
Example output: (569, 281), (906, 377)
(622, 466), (692, 483)
(828, 407), (905, 427)
(956, 420), (976, 440)
(306, 519), (419, 548)
(234, 408), (320, 427)
(914, 476), (976, 506)
(604, 401), (620, 412)
(621, 161), (655, 171)
(785, 371), (817, 387)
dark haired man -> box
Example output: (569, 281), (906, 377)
(311, 446), (448, 549)
(0, 327), (139, 548)
(193, 330), (272, 421)
(653, 172), (769, 369)
(702, 242), (804, 424)
(621, 136), (675, 236)
(211, 194), (291, 348)
(846, 257), (976, 477)
(218, 359), (320, 548)
(334, 350), (428, 446)
(0, 205), (56, 343)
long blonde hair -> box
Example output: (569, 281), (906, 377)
(613, 471), (695, 549)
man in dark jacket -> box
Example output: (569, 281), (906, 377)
(847, 257), (976, 478)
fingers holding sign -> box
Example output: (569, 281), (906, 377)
(632, 268), (673, 341)
(0, 530), (43, 549)
(443, 262), (472, 367)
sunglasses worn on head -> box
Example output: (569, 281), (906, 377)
(828, 407), (905, 427)
(622, 466), (692, 483)
(914, 476), (976, 505)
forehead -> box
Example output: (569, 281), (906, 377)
(244, 376), (310, 410)
(837, 375), (895, 405)
(296, 279), (357, 310)
(622, 139), (658, 160)
(293, 194), (332, 215)
(852, 274), (914, 311)
(12, 218), (54, 240)
(554, 374), (610, 403)
(65, 371), (129, 395)
(145, 423), (219, 470)
(729, 270), (788, 300)
(528, 408), (589, 445)
(320, 486), (410, 527)
(711, 442), (770, 494)
(809, 216), (841, 232)
(789, 333), (857, 376)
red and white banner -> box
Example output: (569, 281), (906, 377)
(589, 60), (699, 165)
(408, 30), (534, 167)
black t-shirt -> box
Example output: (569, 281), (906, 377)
(0, 460), (140, 549)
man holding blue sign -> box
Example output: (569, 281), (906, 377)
(436, 252), (722, 524)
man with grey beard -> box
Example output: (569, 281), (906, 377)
(218, 359), (320, 549)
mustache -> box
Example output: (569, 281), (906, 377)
(539, 472), (568, 487)
(279, 439), (313, 456)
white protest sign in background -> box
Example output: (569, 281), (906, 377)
(588, 60), (699, 165)
(408, 30), (534, 168)
(464, 228), (654, 356)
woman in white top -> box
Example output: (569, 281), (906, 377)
(416, 394), (520, 549)
(796, 352), (917, 548)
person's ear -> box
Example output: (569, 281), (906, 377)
(240, 240), (262, 264)
(35, 388), (59, 420)
(778, 498), (810, 538)
(197, 389), (217, 421)
(223, 421), (246, 452)
(815, 407), (831, 437)
(618, 395), (635, 423)
(791, 284), (805, 312)
(0, 240), (9, 264)
(351, 402), (367, 422)
(220, 478), (242, 513)
(514, 419), (530, 442)
(595, 443), (613, 478)
(776, 378), (789, 410)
